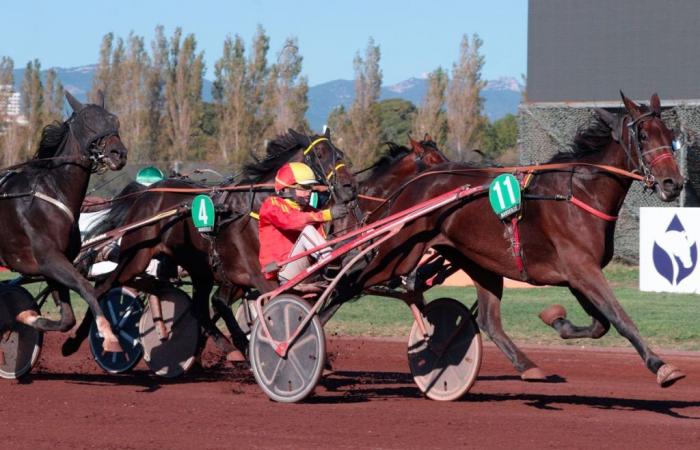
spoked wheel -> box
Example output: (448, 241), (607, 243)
(249, 295), (325, 403)
(139, 287), (199, 378)
(89, 287), (144, 374)
(407, 298), (482, 401)
(0, 286), (43, 380)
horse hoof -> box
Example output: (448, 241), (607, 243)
(657, 364), (686, 388)
(538, 304), (567, 326)
(521, 367), (547, 381)
(61, 337), (81, 357)
(102, 339), (123, 353)
(226, 350), (246, 362)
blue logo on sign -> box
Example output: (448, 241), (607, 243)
(653, 214), (697, 286)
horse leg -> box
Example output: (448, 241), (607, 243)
(568, 267), (685, 387)
(38, 256), (122, 353)
(539, 287), (610, 339)
(14, 286), (76, 332)
(471, 276), (547, 381)
(211, 286), (249, 358)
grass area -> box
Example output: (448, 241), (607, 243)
(3, 264), (699, 350)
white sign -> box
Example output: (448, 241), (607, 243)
(639, 207), (699, 294)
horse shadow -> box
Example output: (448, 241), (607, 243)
(22, 361), (255, 393)
(313, 370), (700, 418)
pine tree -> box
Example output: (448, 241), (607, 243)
(412, 66), (449, 147)
(446, 33), (486, 160)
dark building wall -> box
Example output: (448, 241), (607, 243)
(528, 0), (700, 103)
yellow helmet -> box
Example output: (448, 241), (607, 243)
(274, 162), (318, 192)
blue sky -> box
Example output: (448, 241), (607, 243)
(0, 0), (527, 85)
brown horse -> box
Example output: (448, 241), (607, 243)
(329, 93), (686, 387)
(0, 93), (128, 353)
(62, 129), (358, 358)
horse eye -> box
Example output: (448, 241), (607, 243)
(639, 131), (648, 141)
(672, 138), (682, 152)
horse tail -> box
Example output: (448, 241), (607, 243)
(85, 181), (145, 239)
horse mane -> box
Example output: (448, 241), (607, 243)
(34, 120), (69, 159)
(242, 132), (308, 181)
(549, 114), (616, 163)
(357, 142), (411, 181)
(84, 181), (147, 238)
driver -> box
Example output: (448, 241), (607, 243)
(259, 162), (347, 283)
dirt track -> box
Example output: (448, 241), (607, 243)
(2, 334), (699, 449)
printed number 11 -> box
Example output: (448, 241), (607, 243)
(494, 177), (516, 208)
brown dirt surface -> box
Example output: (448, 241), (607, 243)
(1, 334), (699, 449)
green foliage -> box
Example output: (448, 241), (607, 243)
(481, 113), (518, 158)
(375, 98), (416, 144)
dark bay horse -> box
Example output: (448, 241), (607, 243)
(0, 93), (128, 353)
(333, 93), (686, 387)
(62, 129), (358, 357)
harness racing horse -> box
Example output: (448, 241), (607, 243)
(61, 129), (358, 361)
(0, 92), (128, 354)
(330, 92), (686, 387)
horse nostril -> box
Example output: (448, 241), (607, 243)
(662, 178), (683, 194)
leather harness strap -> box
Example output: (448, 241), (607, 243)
(34, 192), (75, 223)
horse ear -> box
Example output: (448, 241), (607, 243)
(408, 135), (424, 155)
(323, 125), (331, 139)
(97, 90), (106, 108)
(620, 91), (642, 119)
(65, 91), (84, 112)
(424, 133), (434, 142)
(650, 93), (661, 115)
(595, 108), (620, 141)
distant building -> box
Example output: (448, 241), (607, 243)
(520, 0), (700, 262)
(1, 84), (26, 125)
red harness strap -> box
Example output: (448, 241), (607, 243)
(510, 217), (525, 273)
(569, 196), (618, 222)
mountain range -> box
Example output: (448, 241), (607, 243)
(12, 65), (522, 131)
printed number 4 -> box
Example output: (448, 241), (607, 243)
(198, 199), (208, 223)
(494, 177), (516, 209)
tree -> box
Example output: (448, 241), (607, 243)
(213, 34), (248, 164)
(42, 68), (65, 124)
(247, 25), (273, 152)
(0, 56), (24, 165)
(340, 37), (383, 162)
(271, 37), (309, 134)
(481, 114), (518, 159)
(446, 33), (486, 160)
(376, 98), (416, 144)
(162, 28), (205, 162)
(119, 33), (150, 158)
(144, 25), (168, 161)
(21, 59), (44, 154)
(412, 67), (449, 147)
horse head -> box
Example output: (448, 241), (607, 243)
(620, 92), (683, 201)
(65, 91), (128, 172)
(288, 128), (358, 205)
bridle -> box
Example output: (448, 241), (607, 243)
(302, 136), (363, 222)
(622, 111), (675, 189)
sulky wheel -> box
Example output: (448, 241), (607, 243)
(89, 287), (144, 374)
(0, 286), (43, 380)
(249, 295), (325, 403)
(407, 298), (482, 401)
(139, 287), (199, 378)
